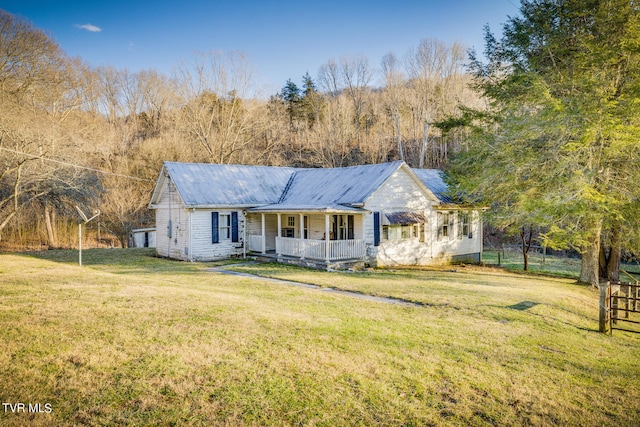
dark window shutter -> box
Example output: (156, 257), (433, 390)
(348, 215), (355, 240)
(211, 212), (219, 244)
(231, 211), (239, 242)
(373, 212), (380, 246)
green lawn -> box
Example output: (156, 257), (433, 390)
(1, 249), (639, 426)
(481, 249), (640, 279)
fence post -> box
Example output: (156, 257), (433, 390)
(599, 281), (610, 333)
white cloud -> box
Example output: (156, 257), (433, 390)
(75, 23), (102, 33)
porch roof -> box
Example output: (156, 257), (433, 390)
(248, 203), (365, 214)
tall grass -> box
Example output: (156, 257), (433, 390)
(1, 249), (639, 426)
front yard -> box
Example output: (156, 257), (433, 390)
(0, 249), (638, 426)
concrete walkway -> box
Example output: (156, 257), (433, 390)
(205, 264), (420, 307)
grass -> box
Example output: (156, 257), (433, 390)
(1, 248), (639, 426)
(481, 249), (640, 279)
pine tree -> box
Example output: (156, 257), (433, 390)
(280, 79), (301, 130)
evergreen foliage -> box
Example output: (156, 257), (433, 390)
(451, 0), (640, 285)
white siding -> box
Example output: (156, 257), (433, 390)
(428, 209), (483, 264)
(154, 183), (191, 261)
(363, 167), (482, 267)
(189, 209), (245, 261)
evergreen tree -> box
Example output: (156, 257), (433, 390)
(450, 0), (640, 286)
(280, 78), (301, 129)
(300, 72), (323, 128)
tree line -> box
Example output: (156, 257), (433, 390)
(0, 9), (478, 250)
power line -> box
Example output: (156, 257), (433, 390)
(0, 146), (156, 183)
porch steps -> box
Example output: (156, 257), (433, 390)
(251, 252), (365, 271)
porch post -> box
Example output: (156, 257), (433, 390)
(242, 211), (246, 258)
(325, 213), (330, 261)
(277, 214), (282, 255)
(261, 213), (266, 254)
(362, 213), (366, 241)
(299, 214), (304, 239)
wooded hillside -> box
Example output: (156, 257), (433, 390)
(0, 10), (481, 249)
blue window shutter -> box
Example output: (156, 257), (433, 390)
(373, 212), (380, 246)
(211, 212), (219, 244)
(231, 211), (239, 242)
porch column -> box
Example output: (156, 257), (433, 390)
(325, 213), (330, 261)
(299, 213), (305, 259)
(299, 214), (304, 239)
(362, 213), (367, 241)
(276, 213), (282, 255)
(261, 213), (266, 254)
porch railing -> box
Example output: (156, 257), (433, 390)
(248, 234), (264, 252)
(276, 237), (365, 261)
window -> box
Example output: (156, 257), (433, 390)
(220, 214), (231, 240)
(282, 215), (295, 238)
(303, 215), (308, 239)
(458, 211), (470, 239)
(438, 212), (452, 241)
(383, 224), (412, 240)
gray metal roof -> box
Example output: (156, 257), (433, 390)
(250, 204), (364, 213)
(412, 169), (454, 204)
(154, 161), (453, 209)
(275, 161), (404, 208)
(163, 162), (298, 206)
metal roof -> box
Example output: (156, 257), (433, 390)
(153, 161), (453, 209)
(412, 169), (454, 204)
(383, 211), (428, 225)
(163, 162), (298, 206)
(250, 204), (365, 213)
(276, 161), (404, 208)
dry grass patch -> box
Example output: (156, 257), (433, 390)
(0, 249), (639, 426)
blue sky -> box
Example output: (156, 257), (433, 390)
(2, 0), (520, 95)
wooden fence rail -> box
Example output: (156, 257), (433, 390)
(599, 277), (640, 335)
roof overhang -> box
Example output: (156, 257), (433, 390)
(249, 204), (367, 214)
(382, 211), (428, 225)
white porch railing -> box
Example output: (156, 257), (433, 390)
(248, 234), (264, 252)
(276, 237), (365, 261)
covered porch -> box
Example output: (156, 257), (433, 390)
(246, 210), (367, 263)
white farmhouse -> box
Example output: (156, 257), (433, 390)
(148, 161), (483, 269)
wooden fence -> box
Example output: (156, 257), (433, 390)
(599, 275), (640, 335)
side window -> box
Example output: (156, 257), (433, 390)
(438, 212), (453, 241)
(220, 214), (231, 240)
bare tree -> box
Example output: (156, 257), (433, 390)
(173, 51), (256, 163)
(317, 59), (341, 97)
(381, 52), (406, 161)
(340, 55), (375, 135)
(405, 39), (466, 168)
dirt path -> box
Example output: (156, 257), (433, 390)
(205, 264), (420, 307)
